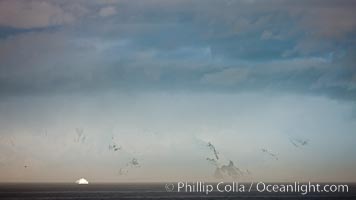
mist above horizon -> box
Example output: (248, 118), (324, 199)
(0, 92), (355, 182)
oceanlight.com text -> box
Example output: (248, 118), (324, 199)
(165, 181), (349, 195)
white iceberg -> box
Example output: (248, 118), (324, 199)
(75, 178), (89, 184)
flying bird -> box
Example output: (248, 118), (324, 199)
(109, 144), (121, 151)
(118, 168), (128, 175)
(203, 141), (249, 179)
(206, 157), (218, 167)
(108, 137), (121, 151)
(290, 138), (309, 148)
(207, 142), (219, 160)
(118, 158), (141, 176)
(261, 148), (279, 160)
(75, 128), (86, 143)
(128, 158), (140, 167)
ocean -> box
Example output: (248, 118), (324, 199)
(0, 183), (355, 199)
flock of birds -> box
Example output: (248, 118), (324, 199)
(2, 128), (309, 181)
(2, 128), (141, 176)
(106, 136), (141, 176)
(259, 137), (309, 161)
(205, 136), (309, 179)
(205, 142), (250, 179)
(73, 128), (141, 176)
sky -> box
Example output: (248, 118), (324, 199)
(0, 0), (355, 183)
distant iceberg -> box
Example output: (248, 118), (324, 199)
(75, 178), (89, 184)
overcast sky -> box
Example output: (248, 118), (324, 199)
(0, 0), (355, 183)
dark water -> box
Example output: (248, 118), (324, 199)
(0, 183), (355, 199)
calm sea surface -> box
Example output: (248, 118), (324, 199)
(0, 183), (355, 199)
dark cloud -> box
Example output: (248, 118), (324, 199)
(0, 0), (355, 101)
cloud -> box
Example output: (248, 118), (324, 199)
(0, 0), (75, 28)
(260, 30), (283, 40)
(201, 68), (249, 86)
(297, 2), (356, 38)
(0, 31), (109, 94)
(98, 6), (117, 17)
(0, 0), (355, 101)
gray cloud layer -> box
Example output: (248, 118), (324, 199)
(0, 0), (355, 101)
